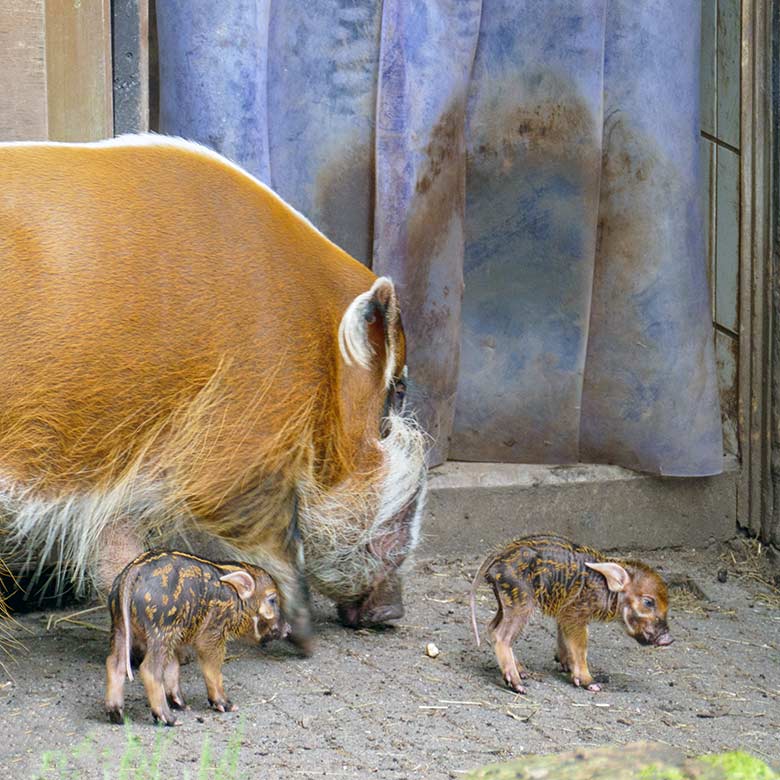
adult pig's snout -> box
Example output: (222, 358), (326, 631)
(337, 573), (404, 628)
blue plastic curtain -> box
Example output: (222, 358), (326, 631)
(156, 0), (722, 476)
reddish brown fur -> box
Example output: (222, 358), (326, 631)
(105, 550), (285, 725)
(0, 140), (381, 500)
(470, 535), (672, 693)
(0, 137), (426, 645)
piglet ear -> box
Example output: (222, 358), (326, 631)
(258, 591), (278, 620)
(220, 570), (256, 601)
(586, 562), (630, 592)
(337, 276), (400, 388)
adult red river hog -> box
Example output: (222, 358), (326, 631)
(0, 135), (427, 649)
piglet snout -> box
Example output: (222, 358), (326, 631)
(654, 632), (673, 647)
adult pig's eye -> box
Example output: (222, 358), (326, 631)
(393, 379), (407, 407)
(642, 597), (656, 609)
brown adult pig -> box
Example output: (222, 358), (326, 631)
(470, 535), (672, 693)
(0, 136), (428, 649)
(105, 550), (286, 726)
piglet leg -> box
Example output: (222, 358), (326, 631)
(489, 589), (533, 693)
(139, 649), (179, 725)
(164, 655), (187, 711)
(557, 620), (600, 692)
(105, 630), (127, 724)
(245, 500), (313, 655)
(555, 624), (570, 673)
(195, 638), (237, 713)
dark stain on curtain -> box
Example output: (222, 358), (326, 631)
(156, 0), (722, 477)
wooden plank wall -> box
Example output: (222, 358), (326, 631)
(707, 0), (775, 543)
(701, 0), (742, 461)
(45, 0), (113, 141)
(771, 0), (780, 547)
(0, 0), (48, 140)
(0, 0), (113, 142)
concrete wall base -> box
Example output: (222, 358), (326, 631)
(421, 457), (738, 556)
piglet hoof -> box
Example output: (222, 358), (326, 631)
(152, 712), (178, 727)
(106, 707), (124, 725)
(167, 695), (188, 711)
(558, 661), (571, 673)
(209, 698), (237, 714)
(504, 676), (527, 695)
(518, 669), (529, 680)
(573, 677), (600, 692)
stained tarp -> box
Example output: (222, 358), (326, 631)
(156, 0), (722, 476)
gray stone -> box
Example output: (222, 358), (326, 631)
(421, 457), (737, 555)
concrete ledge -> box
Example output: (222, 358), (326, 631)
(420, 457), (738, 555)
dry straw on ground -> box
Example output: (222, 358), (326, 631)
(720, 537), (780, 608)
(0, 558), (26, 676)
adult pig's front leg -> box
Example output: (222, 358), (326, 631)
(258, 501), (312, 654)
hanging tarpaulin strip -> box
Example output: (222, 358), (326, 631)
(452, 0), (608, 466)
(579, 0), (722, 475)
(155, 0), (723, 477)
(372, 0), (482, 467)
(157, 0), (272, 184)
(266, 1), (382, 266)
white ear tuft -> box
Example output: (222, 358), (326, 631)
(338, 289), (375, 371)
(337, 276), (398, 387)
(220, 570), (256, 601)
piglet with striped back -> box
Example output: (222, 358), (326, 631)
(105, 550), (287, 725)
(470, 535), (673, 693)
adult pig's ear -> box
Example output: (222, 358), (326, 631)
(220, 570), (256, 601)
(368, 492), (422, 563)
(338, 276), (400, 389)
(586, 562), (630, 592)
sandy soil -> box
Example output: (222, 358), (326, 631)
(1, 543), (778, 778)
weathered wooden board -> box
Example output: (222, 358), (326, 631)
(716, 330), (739, 456)
(700, 0), (717, 138)
(715, 145), (741, 333)
(717, 0), (741, 150)
(45, 0), (113, 141)
(0, 0), (48, 140)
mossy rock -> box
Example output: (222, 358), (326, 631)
(697, 753), (779, 780)
(464, 742), (778, 780)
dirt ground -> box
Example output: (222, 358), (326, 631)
(1, 541), (779, 778)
